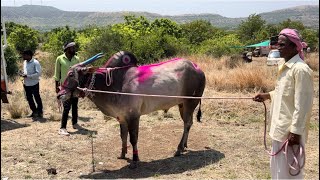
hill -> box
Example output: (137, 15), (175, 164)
(259, 5), (319, 28)
(1, 5), (319, 31)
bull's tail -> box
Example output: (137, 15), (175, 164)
(196, 100), (202, 122)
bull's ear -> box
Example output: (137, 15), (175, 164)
(77, 67), (97, 73)
(87, 67), (98, 73)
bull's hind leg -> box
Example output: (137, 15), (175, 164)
(118, 123), (128, 159)
(175, 100), (199, 156)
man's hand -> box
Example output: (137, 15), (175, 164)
(55, 81), (60, 94)
(288, 132), (301, 146)
(253, 93), (271, 102)
(56, 87), (60, 94)
(19, 72), (27, 78)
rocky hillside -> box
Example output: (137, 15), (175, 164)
(1, 5), (318, 31)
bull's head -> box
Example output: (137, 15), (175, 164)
(57, 53), (103, 102)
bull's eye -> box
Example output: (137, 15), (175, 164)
(69, 72), (74, 77)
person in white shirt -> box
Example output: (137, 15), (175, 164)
(20, 50), (43, 118)
(253, 29), (314, 179)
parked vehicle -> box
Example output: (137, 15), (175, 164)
(242, 51), (252, 63)
(253, 48), (260, 57)
(253, 46), (270, 57)
(266, 49), (283, 66)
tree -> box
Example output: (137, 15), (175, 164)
(198, 34), (243, 58)
(42, 26), (77, 56)
(80, 27), (124, 66)
(181, 20), (221, 45)
(301, 29), (318, 50)
(7, 25), (39, 54)
(76, 26), (102, 53)
(150, 18), (182, 38)
(278, 19), (305, 32)
(264, 24), (280, 37)
(237, 14), (266, 44)
(4, 45), (19, 78)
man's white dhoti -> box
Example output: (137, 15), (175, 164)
(270, 140), (305, 180)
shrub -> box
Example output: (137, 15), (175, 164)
(197, 34), (243, 58)
(39, 53), (56, 78)
(7, 26), (39, 54)
(4, 45), (19, 78)
(79, 27), (124, 67)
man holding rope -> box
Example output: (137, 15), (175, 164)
(253, 28), (314, 179)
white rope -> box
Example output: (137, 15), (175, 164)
(77, 87), (253, 100)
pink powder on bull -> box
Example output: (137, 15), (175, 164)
(137, 58), (182, 82)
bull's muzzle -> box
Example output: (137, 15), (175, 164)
(57, 90), (69, 101)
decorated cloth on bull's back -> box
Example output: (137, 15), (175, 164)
(54, 53), (80, 84)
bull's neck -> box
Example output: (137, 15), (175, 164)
(89, 70), (125, 91)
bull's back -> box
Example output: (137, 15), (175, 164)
(123, 58), (205, 114)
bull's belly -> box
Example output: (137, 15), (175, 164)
(140, 98), (183, 115)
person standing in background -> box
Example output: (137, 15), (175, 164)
(54, 42), (82, 136)
(20, 50), (43, 118)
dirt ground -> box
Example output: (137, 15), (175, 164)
(1, 57), (319, 179)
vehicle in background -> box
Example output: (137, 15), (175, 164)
(242, 51), (252, 63)
(253, 46), (271, 57)
(267, 49), (284, 66)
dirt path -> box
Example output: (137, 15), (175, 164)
(1, 100), (319, 179)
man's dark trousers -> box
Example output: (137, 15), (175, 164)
(23, 83), (43, 115)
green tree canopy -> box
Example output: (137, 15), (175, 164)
(278, 19), (305, 32)
(198, 34), (243, 57)
(237, 14), (266, 44)
(4, 45), (19, 78)
(42, 26), (77, 56)
(150, 18), (182, 38)
(181, 20), (222, 46)
(7, 24), (39, 53)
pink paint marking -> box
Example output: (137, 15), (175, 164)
(133, 150), (139, 155)
(137, 58), (182, 82)
(191, 62), (201, 71)
(95, 68), (107, 74)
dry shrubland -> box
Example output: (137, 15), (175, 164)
(1, 53), (318, 179)
(4, 53), (318, 119)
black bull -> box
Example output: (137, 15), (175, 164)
(58, 51), (206, 168)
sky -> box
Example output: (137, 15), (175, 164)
(1, 0), (319, 18)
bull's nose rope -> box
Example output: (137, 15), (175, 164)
(77, 87), (305, 175)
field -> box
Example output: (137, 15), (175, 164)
(1, 54), (319, 179)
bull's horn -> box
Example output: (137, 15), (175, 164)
(79, 53), (104, 66)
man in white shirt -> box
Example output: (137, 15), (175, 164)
(253, 29), (314, 179)
(20, 50), (43, 118)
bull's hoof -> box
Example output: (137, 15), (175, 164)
(129, 161), (138, 169)
(118, 153), (126, 159)
(174, 151), (182, 157)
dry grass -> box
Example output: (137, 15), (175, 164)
(34, 50), (56, 78)
(305, 52), (319, 72)
(1, 53), (319, 179)
(183, 54), (276, 92)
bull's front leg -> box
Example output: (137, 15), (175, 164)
(128, 116), (140, 169)
(118, 123), (128, 159)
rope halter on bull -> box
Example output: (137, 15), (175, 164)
(76, 53), (305, 176)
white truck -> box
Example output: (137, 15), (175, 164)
(1, 17), (10, 103)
